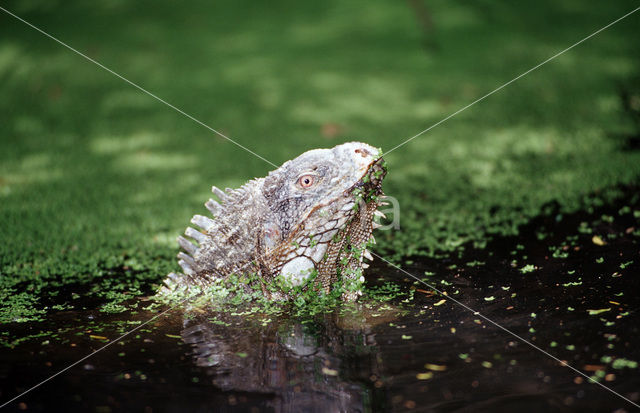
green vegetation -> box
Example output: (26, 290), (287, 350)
(1, 0), (640, 321)
(157, 260), (414, 320)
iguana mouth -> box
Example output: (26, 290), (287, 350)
(348, 156), (386, 200)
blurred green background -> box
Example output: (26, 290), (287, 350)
(1, 0), (639, 321)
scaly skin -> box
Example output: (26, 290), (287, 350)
(162, 142), (386, 301)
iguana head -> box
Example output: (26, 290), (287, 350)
(260, 142), (386, 297)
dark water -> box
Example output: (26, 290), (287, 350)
(1, 189), (639, 412)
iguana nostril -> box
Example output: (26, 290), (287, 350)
(354, 148), (370, 157)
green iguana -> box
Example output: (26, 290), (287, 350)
(162, 142), (387, 301)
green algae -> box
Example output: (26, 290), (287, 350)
(156, 267), (414, 322)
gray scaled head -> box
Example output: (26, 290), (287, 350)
(261, 141), (386, 290)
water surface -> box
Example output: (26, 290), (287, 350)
(1, 191), (639, 412)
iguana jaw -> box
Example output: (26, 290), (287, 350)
(347, 156), (386, 200)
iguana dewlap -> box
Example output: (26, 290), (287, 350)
(162, 142), (387, 301)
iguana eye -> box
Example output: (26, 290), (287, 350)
(297, 174), (315, 188)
